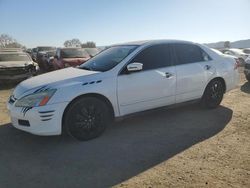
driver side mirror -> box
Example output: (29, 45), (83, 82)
(127, 62), (143, 72)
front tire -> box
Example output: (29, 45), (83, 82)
(201, 79), (225, 109)
(64, 97), (111, 141)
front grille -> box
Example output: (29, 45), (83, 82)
(0, 67), (29, 75)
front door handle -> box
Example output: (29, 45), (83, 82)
(165, 72), (173, 78)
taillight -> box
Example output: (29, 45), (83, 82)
(234, 58), (240, 70)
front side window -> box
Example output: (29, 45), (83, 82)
(129, 44), (173, 71)
(79, 45), (138, 72)
(174, 44), (207, 65)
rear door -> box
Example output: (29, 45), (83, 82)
(117, 44), (176, 116)
(173, 43), (215, 103)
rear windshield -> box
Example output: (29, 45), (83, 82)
(0, 53), (30, 61)
(61, 49), (89, 58)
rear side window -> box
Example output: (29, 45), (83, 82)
(174, 44), (208, 65)
(131, 44), (172, 71)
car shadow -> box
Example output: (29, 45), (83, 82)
(241, 81), (250, 94)
(0, 104), (233, 188)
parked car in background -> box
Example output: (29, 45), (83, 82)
(36, 46), (56, 71)
(244, 56), (250, 82)
(31, 48), (38, 62)
(83, 48), (100, 57)
(52, 48), (90, 70)
(223, 48), (248, 65)
(0, 50), (38, 83)
(7, 40), (239, 141)
(212, 48), (241, 67)
(26, 48), (32, 56)
(38, 50), (56, 72)
(243, 48), (250, 55)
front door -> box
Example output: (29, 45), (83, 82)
(117, 44), (176, 116)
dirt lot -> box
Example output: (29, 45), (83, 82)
(0, 71), (249, 188)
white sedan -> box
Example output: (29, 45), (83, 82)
(7, 40), (240, 141)
(223, 48), (249, 65)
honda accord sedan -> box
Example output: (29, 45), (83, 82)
(7, 40), (240, 141)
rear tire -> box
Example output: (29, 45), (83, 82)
(201, 79), (225, 109)
(64, 97), (111, 141)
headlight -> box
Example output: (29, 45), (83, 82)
(15, 89), (56, 107)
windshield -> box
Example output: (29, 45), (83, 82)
(47, 51), (56, 57)
(84, 48), (100, 56)
(37, 47), (56, 52)
(79, 45), (138, 72)
(61, 49), (89, 58)
(0, 53), (31, 61)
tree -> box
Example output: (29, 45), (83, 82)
(81, 41), (96, 48)
(0, 34), (25, 49)
(63, 38), (82, 47)
(224, 41), (231, 48)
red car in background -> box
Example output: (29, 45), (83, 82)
(52, 48), (90, 70)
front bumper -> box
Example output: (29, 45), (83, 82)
(0, 73), (33, 81)
(7, 101), (68, 136)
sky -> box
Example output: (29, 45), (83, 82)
(0, 0), (249, 48)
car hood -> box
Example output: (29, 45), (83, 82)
(0, 61), (34, 68)
(13, 67), (98, 98)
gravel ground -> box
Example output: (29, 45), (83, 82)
(115, 71), (250, 188)
(0, 70), (249, 188)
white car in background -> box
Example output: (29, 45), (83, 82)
(7, 40), (240, 141)
(0, 49), (38, 82)
(242, 48), (250, 55)
(244, 56), (250, 81)
(223, 48), (249, 65)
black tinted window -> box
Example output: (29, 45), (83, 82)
(131, 44), (172, 71)
(174, 44), (204, 65)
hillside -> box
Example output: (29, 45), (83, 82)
(205, 39), (250, 49)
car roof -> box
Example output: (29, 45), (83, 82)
(37, 46), (55, 48)
(59, 47), (82, 49)
(0, 48), (24, 52)
(113, 39), (196, 46)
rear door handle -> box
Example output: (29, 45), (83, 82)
(165, 72), (173, 78)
